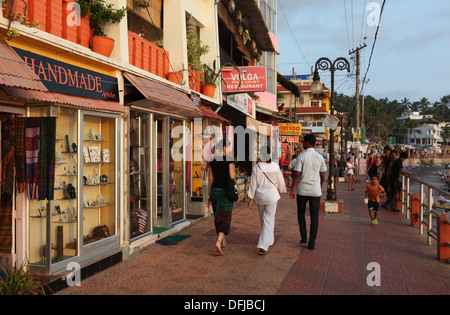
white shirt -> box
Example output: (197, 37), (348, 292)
(288, 158), (297, 170)
(294, 148), (327, 197)
(248, 162), (287, 205)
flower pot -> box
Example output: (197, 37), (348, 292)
(167, 72), (183, 84)
(201, 84), (216, 98)
(92, 36), (115, 57)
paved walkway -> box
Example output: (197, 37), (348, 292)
(58, 176), (449, 295)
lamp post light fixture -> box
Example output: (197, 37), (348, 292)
(311, 57), (350, 201)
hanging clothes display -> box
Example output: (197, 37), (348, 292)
(25, 117), (40, 200)
(1, 119), (15, 196)
(38, 117), (56, 201)
(0, 119), (14, 253)
(14, 117), (26, 193)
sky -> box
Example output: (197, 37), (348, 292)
(276, 0), (450, 104)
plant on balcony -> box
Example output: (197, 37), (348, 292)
(2, 0), (39, 41)
(76, 0), (127, 57)
(186, 34), (209, 90)
(202, 60), (241, 98)
(187, 34), (209, 74)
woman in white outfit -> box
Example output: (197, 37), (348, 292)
(248, 146), (287, 255)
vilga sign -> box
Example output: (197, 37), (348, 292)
(222, 66), (267, 93)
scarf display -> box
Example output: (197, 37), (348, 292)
(25, 117), (41, 200)
(1, 119), (15, 196)
(38, 117), (56, 201)
(13, 117), (26, 193)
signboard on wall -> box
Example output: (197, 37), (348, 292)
(279, 123), (302, 136)
(13, 47), (119, 102)
(222, 66), (267, 93)
(227, 93), (255, 118)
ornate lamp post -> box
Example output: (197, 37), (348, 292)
(311, 57), (350, 201)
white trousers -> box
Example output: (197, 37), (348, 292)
(257, 201), (278, 251)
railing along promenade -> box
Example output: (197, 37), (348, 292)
(400, 173), (450, 262)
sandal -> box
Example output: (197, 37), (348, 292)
(213, 240), (223, 256)
(257, 248), (266, 255)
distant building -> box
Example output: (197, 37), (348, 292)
(398, 112), (449, 151)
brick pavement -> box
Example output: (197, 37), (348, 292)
(58, 176), (449, 295)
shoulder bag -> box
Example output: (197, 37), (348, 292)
(226, 163), (239, 202)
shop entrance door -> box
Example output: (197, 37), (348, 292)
(153, 117), (186, 229)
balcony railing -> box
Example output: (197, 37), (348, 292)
(3, 0), (90, 48)
(128, 31), (169, 79)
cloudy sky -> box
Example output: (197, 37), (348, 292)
(276, 0), (450, 104)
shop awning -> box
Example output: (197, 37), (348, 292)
(200, 107), (230, 123)
(124, 72), (202, 118)
(0, 38), (47, 91)
(0, 86), (125, 113)
(246, 116), (272, 136)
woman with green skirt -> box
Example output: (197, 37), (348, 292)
(208, 140), (236, 256)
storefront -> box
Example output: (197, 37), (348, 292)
(0, 38), (124, 275)
(186, 106), (230, 217)
(123, 72), (203, 245)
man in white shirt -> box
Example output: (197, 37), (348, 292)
(290, 134), (327, 250)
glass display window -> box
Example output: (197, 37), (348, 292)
(81, 114), (117, 247)
(28, 106), (79, 267)
(26, 106), (120, 275)
(129, 111), (152, 239)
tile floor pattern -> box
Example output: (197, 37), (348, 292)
(58, 177), (450, 295)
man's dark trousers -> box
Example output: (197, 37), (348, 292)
(296, 195), (321, 248)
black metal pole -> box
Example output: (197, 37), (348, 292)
(314, 57), (350, 201)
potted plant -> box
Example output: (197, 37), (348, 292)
(187, 33), (209, 91)
(202, 60), (241, 98)
(76, 0), (127, 57)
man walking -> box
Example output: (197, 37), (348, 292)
(290, 134), (327, 250)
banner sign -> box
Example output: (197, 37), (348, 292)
(222, 66), (267, 93)
(279, 123), (302, 136)
(324, 114), (339, 130)
(281, 136), (300, 142)
(13, 47), (119, 102)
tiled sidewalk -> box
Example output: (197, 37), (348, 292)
(58, 177), (449, 295)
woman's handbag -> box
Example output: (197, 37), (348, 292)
(227, 175), (239, 202)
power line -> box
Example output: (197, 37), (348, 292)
(278, 0), (311, 69)
(361, 0), (387, 94)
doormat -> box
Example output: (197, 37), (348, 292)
(153, 227), (169, 234)
(156, 235), (191, 245)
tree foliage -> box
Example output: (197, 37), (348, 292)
(334, 93), (450, 144)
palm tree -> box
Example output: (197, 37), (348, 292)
(400, 97), (411, 115)
(418, 97), (430, 114)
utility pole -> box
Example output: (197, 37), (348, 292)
(349, 44), (366, 179)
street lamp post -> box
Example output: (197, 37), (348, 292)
(311, 57), (350, 201)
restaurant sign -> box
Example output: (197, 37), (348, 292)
(222, 66), (267, 93)
(13, 47), (119, 102)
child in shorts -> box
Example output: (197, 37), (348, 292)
(364, 176), (386, 225)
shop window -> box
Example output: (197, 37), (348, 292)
(82, 114), (117, 246)
(129, 111), (152, 239)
